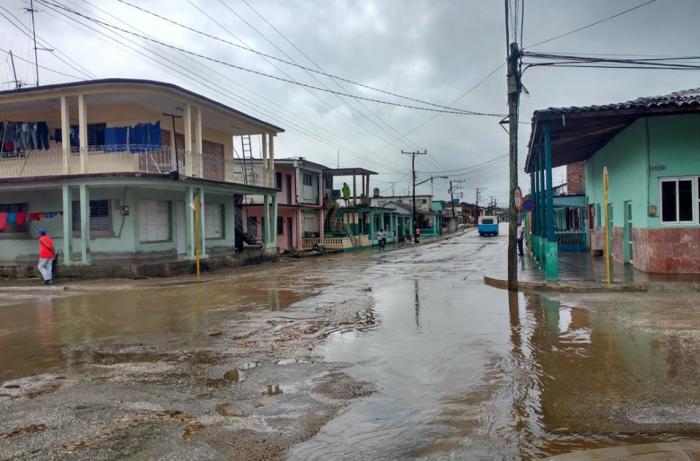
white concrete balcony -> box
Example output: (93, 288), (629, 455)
(0, 145), (273, 188)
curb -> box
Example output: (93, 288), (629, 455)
(483, 275), (648, 292)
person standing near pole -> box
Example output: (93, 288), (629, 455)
(516, 221), (524, 256)
(36, 228), (55, 285)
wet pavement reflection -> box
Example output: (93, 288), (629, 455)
(3, 228), (700, 459)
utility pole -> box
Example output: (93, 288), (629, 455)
(9, 51), (21, 89)
(475, 187), (485, 223)
(506, 38), (522, 291)
(402, 150), (427, 243)
(27, 0), (40, 86)
(449, 179), (465, 219)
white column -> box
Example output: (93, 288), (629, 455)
(184, 104), (192, 176)
(60, 96), (70, 174)
(186, 186), (195, 259)
(261, 132), (268, 187)
(62, 185), (72, 265)
(195, 107), (203, 178)
(269, 133), (275, 187)
(78, 94), (87, 173)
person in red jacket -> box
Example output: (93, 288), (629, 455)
(37, 228), (55, 285)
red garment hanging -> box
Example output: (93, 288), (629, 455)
(0, 212), (7, 232)
(15, 212), (27, 226)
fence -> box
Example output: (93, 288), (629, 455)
(0, 145), (272, 188)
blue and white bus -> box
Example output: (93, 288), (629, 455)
(477, 216), (499, 236)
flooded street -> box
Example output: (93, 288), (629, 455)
(2, 228), (700, 459)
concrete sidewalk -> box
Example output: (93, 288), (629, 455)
(544, 441), (700, 460)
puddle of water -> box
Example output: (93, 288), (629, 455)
(0, 277), (314, 381)
(290, 231), (700, 460)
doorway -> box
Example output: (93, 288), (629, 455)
(287, 217), (294, 249)
(176, 201), (186, 256)
(624, 201), (633, 264)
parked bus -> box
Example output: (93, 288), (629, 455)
(478, 215), (499, 236)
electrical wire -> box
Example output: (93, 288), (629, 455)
(101, 0), (501, 117)
(0, 47), (84, 80)
(44, 0), (411, 176)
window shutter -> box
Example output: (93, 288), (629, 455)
(205, 204), (223, 238)
(139, 200), (170, 242)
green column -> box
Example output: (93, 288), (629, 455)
(186, 186), (195, 259)
(79, 184), (90, 264)
(61, 185), (72, 265)
(271, 194), (278, 248)
(544, 125), (558, 281)
(199, 188), (207, 257)
(538, 147), (546, 263)
(263, 194), (271, 246)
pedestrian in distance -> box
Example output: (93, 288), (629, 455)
(414, 226), (421, 244)
(377, 229), (386, 251)
(516, 222), (524, 256)
(341, 182), (351, 206)
(37, 228), (56, 285)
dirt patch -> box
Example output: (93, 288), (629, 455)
(312, 371), (377, 400)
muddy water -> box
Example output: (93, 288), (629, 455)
(0, 265), (320, 381)
(3, 229), (700, 460)
(291, 231), (700, 460)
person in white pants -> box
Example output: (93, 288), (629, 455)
(36, 228), (55, 285)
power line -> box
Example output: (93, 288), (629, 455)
(105, 0), (500, 117)
(0, 47), (84, 80)
(45, 0), (411, 176)
(525, 0), (658, 49)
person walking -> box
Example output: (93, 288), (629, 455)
(516, 222), (524, 256)
(377, 229), (386, 251)
(37, 228), (55, 285)
(414, 226), (421, 244)
(341, 182), (351, 206)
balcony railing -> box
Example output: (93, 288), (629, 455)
(0, 145), (274, 188)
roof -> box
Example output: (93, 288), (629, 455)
(381, 202), (413, 215)
(325, 167), (377, 176)
(525, 87), (700, 173)
(0, 78), (284, 133)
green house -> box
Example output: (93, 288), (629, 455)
(526, 88), (700, 276)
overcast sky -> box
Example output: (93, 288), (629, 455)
(2, 0), (699, 204)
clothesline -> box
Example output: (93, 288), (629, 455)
(0, 210), (63, 232)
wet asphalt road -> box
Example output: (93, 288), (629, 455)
(3, 226), (700, 460)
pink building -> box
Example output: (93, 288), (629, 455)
(242, 158), (333, 252)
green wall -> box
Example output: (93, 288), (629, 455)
(584, 114), (700, 230)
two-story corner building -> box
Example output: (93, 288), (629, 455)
(526, 87), (700, 275)
(241, 157), (332, 252)
(0, 79), (282, 276)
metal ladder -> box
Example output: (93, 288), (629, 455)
(240, 134), (253, 184)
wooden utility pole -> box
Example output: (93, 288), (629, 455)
(449, 179), (465, 219)
(402, 150), (427, 242)
(9, 51), (20, 89)
(506, 41), (522, 291)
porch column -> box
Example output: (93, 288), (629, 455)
(271, 193), (278, 248)
(544, 125), (558, 281)
(262, 133), (268, 187)
(538, 147), (546, 262)
(186, 186), (195, 259)
(263, 194), (271, 246)
(319, 209), (325, 241)
(297, 208), (303, 249)
(184, 104), (193, 176)
(79, 184), (90, 264)
(199, 188), (207, 257)
(352, 174), (357, 206)
(78, 94), (87, 173)
(60, 96), (70, 174)
(62, 185), (72, 265)
(269, 133), (275, 185)
(195, 107), (203, 177)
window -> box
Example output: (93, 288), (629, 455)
(138, 200), (170, 243)
(325, 177), (333, 189)
(277, 216), (284, 235)
(205, 204), (224, 239)
(0, 203), (29, 234)
(275, 172), (282, 191)
(72, 199), (112, 234)
(660, 178), (697, 224)
(595, 204), (601, 230)
(303, 173), (313, 186)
